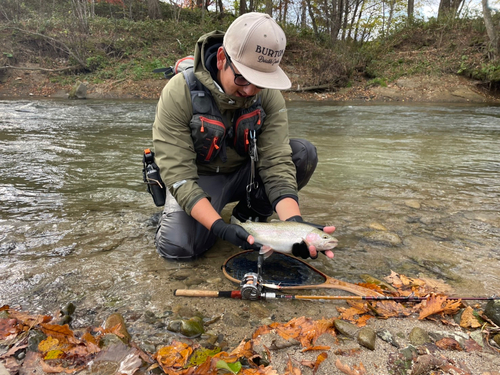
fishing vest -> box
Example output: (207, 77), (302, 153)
(183, 69), (266, 164)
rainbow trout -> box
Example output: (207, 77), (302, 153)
(231, 217), (338, 258)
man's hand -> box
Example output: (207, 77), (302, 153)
(286, 216), (335, 259)
(211, 219), (261, 250)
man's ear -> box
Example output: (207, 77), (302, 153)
(216, 47), (225, 71)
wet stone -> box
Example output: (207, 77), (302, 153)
(361, 231), (402, 246)
(357, 327), (376, 350)
(377, 328), (400, 348)
(484, 300), (500, 326)
(100, 333), (128, 348)
(185, 276), (205, 287)
(409, 327), (431, 346)
(104, 313), (131, 344)
(334, 319), (359, 338)
(172, 269), (193, 281)
(404, 200), (421, 209)
(28, 330), (47, 352)
(167, 317), (204, 337)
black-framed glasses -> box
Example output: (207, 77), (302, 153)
(223, 49), (263, 89)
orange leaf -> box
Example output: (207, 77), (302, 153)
(372, 300), (412, 319)
(417, 295), (462, 320)
(312, 352), (328, 373)
(154, 341), (193, 369)
(357, 283), (384, 293)
(40, 323), (79, 344)
(354, 315), (373, 327)
(459, 306), (482, 329)
(230, 339), (255, 359)
(335, 358), (367, 375)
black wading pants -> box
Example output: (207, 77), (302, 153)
(155, 138), (318, 260)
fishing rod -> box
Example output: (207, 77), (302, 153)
(173, 289), (499, 302)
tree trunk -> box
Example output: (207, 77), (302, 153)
(265, 0), (273, 16)
(239, 0), (247, 16)
(438, 0), (463, 20)
(305, 0), (319, 38)
(407, 0), (414, 25)
(482, 0), (499, 59)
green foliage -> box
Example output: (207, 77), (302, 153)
(216, 360), (242, 374)
(367, 77), (387, 87)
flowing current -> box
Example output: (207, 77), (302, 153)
(0, 99), (499, 337)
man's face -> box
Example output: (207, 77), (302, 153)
(216, 47), (263, 98)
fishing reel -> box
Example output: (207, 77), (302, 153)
(239, 272), (263, 300)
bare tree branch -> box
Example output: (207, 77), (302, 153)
(5, 27), (87, 68)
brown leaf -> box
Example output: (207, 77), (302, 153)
(40, 323), (79, 344)
(417, 295), (462, 320)
(463, 339), (483, 352)
(335, 358), (367, 375)
(153, 341), (193, 370)
(435, 337), (463, 351)
(0, 318), (19, 340)
(230, 339), (255, 359)
(371, 300), (413, 319)
(254, 317), (335, 349)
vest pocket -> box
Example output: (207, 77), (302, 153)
(190, 115), (226, 163)
(233, 109), (264, 156)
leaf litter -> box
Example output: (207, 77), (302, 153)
(0, 271), (498, 374)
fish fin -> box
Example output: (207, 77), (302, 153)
(259, 245), (274, 259)
(230, 216), (241, 225)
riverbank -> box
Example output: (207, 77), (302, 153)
(0, 67), (498, 104)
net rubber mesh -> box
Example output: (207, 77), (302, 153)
(224, 251), (326, 287)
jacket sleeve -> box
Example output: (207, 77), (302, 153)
(257, 89), (298, 207)
(152, 74), (209, 215)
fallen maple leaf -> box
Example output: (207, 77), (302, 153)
(371, 300), (413, 319)
(40, 323), (80, 344)
(154, 341), (193, 370)
(417, 295), (462, 320)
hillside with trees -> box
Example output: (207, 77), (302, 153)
(1, 0), (500, 98)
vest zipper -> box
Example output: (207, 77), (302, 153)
(206, 136), (219, 161)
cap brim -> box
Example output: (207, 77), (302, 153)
(232, 60), (291, 90)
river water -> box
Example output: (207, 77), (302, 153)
(1, 99), (499, 346)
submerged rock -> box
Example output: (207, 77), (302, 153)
(361, 231), (402, 246)
(167, 316), (204, 337)
(104, 313), (131, 344)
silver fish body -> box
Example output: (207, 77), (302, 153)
(232, 218), (338, 254)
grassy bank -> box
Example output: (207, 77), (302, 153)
(1, 8), (500, 96)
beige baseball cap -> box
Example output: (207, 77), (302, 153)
(223, 12), (291, 90)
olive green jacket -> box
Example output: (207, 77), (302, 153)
(152, 30), (297, 215)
